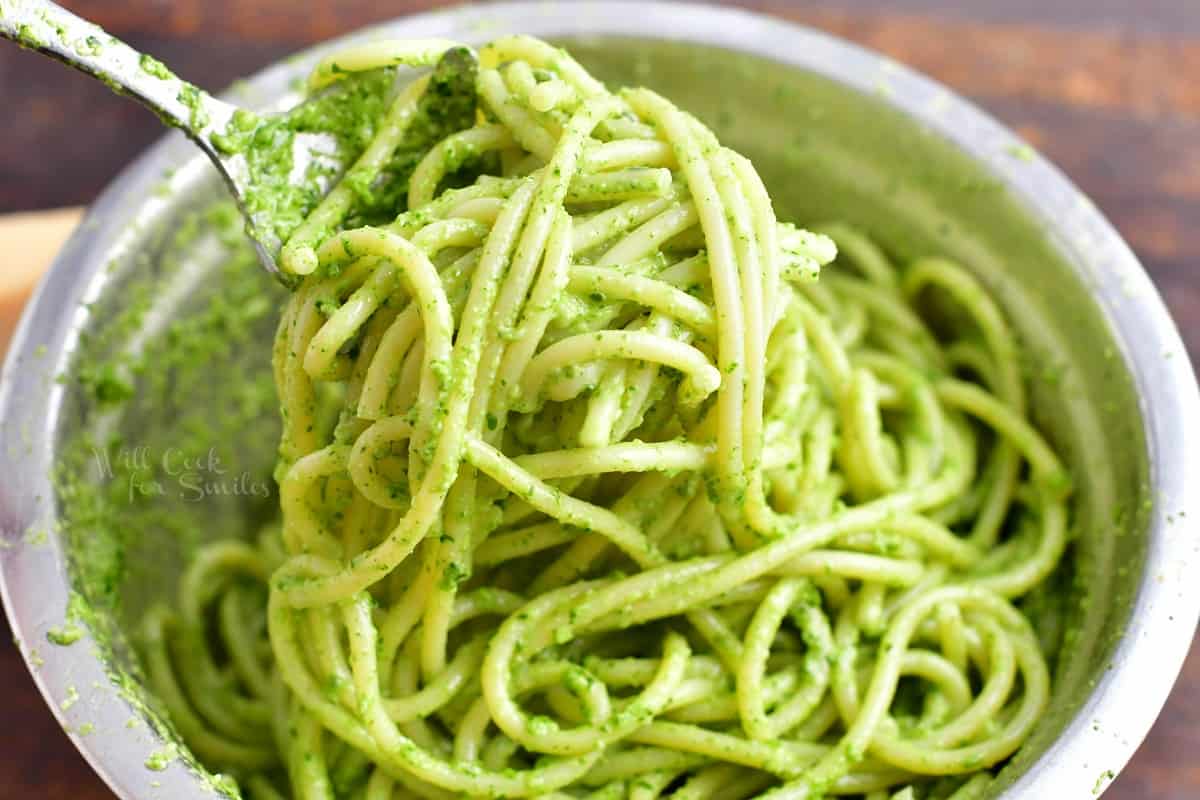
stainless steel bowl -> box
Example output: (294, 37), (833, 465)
(2, 3), (1197, 798)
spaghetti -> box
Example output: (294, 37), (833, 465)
(141, 36), (1072, 800)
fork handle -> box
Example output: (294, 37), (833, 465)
(0, 0), (236, 147)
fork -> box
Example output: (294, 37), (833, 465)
(0, 0), (476, 284)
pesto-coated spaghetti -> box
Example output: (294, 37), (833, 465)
(141, 36), (1073, 800)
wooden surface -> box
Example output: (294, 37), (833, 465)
(1, 0), (1197, 797)
(0, 207), (82, 351)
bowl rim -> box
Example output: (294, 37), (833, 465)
(2, 2), (1197, 797)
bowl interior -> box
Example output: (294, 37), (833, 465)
(39, 33), (1149, 798)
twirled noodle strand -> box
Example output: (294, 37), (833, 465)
(142, 35), (1074, 800)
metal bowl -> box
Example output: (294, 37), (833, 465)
(1, 2), (1197, 798)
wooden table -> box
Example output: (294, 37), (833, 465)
(1, 1), (1197, 796)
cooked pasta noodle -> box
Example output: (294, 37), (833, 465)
(141, 35), (1072, 800)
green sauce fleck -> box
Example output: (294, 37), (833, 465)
(73, 36), (103, 57)
(1006, 143), (1036, 162)
(211, 774), (240, 796)
(47, 623), (83, 646)
(145, 746), (177, 771)
(210, 108), (260, 155)
(14, 23), (45, 48)
(78, 362), (134, 405)
(177, 84), (209, 131)
(36, 10), (67, 43)
(139, 54), (172, 80)
(439, 562), (467, 590)
(60, 685), (80, 711)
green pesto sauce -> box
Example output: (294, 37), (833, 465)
(1006, 143), (1037, 163)
(15, 23), (42, 48)
(23, 525), (49, 545)
(51, 199), (281, 796)
(73, 35), (103, 57)
(215, 68), (401, 252)
(139, 53), (172, 81)
(214, 51), (475, 266)
(38, 10), (67, 43)
(46, 623), (83, 646)
(176, 84), (208, 130)
(77, 361), (134, 405)
(145, 745), (177, 771)
(31, 35), (1150, 800)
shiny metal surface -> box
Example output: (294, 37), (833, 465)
(0, 3), (1197, 798)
